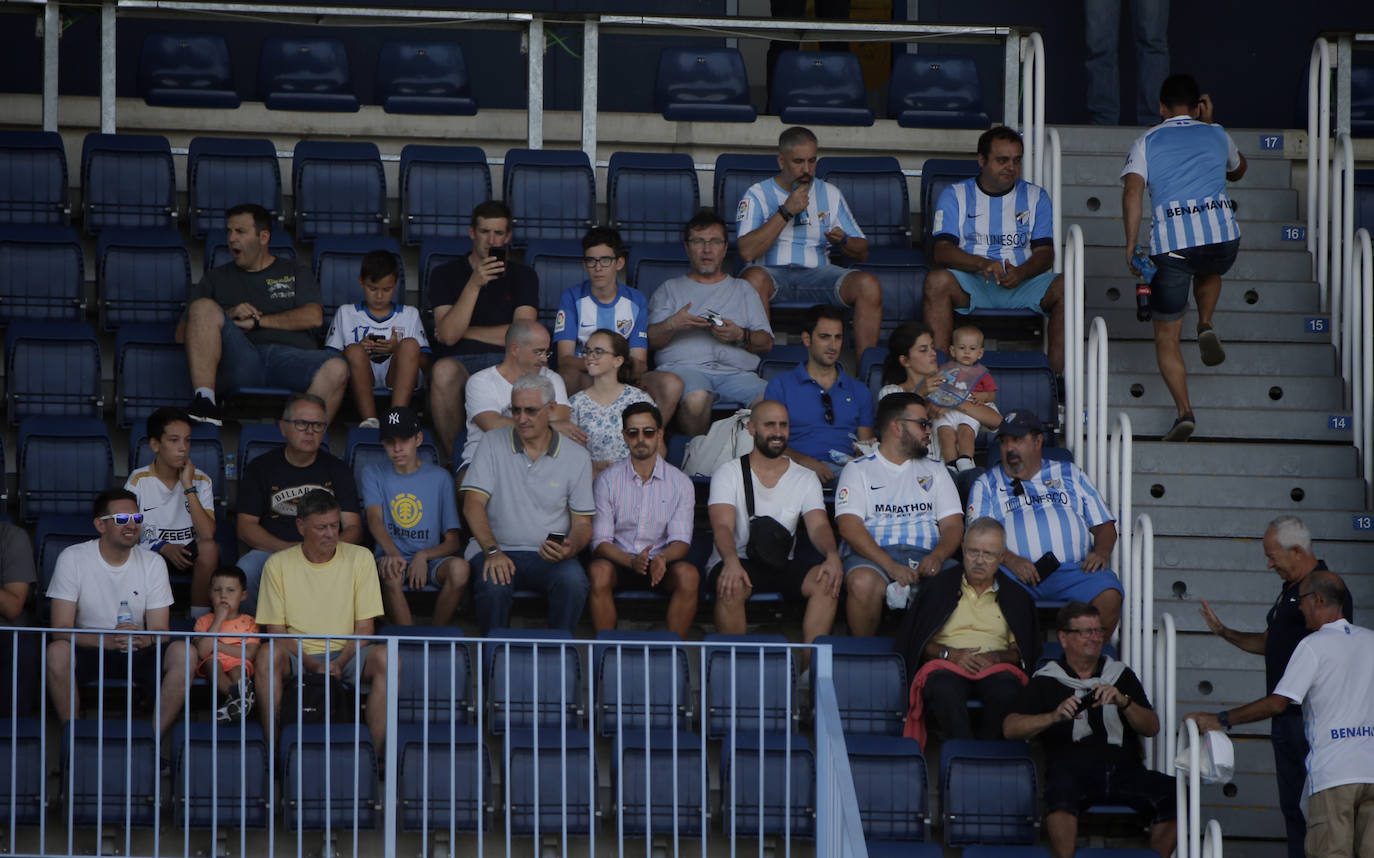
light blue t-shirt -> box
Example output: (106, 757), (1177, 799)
(362, 462), (461, 560)
(1121, 115), (1243, 254)
(736, 177), (863, 267)
(931, 177), (1054, 267)
(553, 281), (649, 354)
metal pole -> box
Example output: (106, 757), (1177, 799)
(527, 17), (544, 150)
(1337, 35), (1352, 137)
(42, 0), (59, 132)
(1002, 27), (1020, 128)
(100, 1), (115, 133)
(581, 20), (599, 168)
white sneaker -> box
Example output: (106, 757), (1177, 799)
(359, 417), (380, 429)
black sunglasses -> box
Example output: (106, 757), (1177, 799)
(819, 390), (835, 425)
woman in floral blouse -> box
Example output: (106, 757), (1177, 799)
(569, 328), (654, 475)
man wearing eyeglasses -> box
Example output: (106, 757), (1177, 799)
(461, 373), (594, 634)
(235, 393), (363, 613)
(553, 227), (650, 394)
(837, 392), (963, 636)
(587, 402), (699, 638)
(968, 410), (1123, 637)
(645, 210), (775, 434)
(1006, 602), (1175, 858)
(46, 488), (191, 737)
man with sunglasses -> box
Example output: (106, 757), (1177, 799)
(587, 402), (699, 638)
(236, 393), (363, 613)
(46, 488), (192, 737)
(837, 392), (963, 636)
(968, 410), (1123, 637)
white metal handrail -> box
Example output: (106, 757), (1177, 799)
(1308, 38), (1332, 287)
(1047, 127), (1063, 274)
(1204, 819), (1225, 858)
(1354, 228), (1374, 507)
(1332, 133), (1354, 365)
(1085, 316), (1110, 488)
(1150, 611), (1177, 774)
(1063, 225), (1086, 461)
(1021, 31), (1046, 190)
(1176, 718), (1204, 858)
(1108, 412), (1133, 585)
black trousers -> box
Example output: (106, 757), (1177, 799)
(922, 669), (1023, 741)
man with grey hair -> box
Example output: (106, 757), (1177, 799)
(457, 319), (585, 471)
(1198, 515), (1353, 858)
(735, 125), (884, 358)
(461, 373), (593, 634)
(236, 393), (363, 612)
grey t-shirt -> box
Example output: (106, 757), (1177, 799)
(188, 257), (323, 350)
(0, 521), (37, 626)
(647, 275), (773, 374)
(460, 427), (594, 557)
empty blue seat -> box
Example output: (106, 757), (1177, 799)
(815, 635), (906, 736)
(389, 627), (472, 724)
(171, 721), (271, 828)
(259, 37), (359, 112)
(280, 723), (378, 830)
(1352, 60), (1374, 138)
(888, 54), (990, 129)
(505, 727), (597, 836)
(502, 149), (596, 243)
(769, 50), (874, 126)
(719, 732), (815, 837)
(312, 235), (406, 329)
(1355, 169), (1374, 232)
(655, 47), (757, 123)
(981, 350), (1057, 428)
(6, 321), (102, 423)
(940, 739), (1038, 846)
(704, 634), (797, 739)
(0, 225), (84, 323)
(187, 137), (282, 239)
(594, 630), (691, 735)
(866, 842), (944, 858)
(115, 326), (193, 429)
(961, 848), (1051, 858)
(62, 720), (159, 827)
(859, 345), (888, 403)
(400, 145), (490, 245)
(419, 237), (473, 313)
(920, 158), (980, 254)
(627, 242), (688, 300)
(97, 228), (190, 331)
(1072, 848), (1156, 857)
(846, 734), (928, 842)
(850, 255), (928, 342)
(0, 718), (44, 824)
(816, 156), (912, 249)
(128, 422), (225, 500)
(34, 515), (94, 621)
(611, 729), (707, 836)
(485, 629), (583, 733)
(713, 153), (778, 242)
(292, 140), (387, 240)
(0, 130), (69, 225)
(757, 343), (808, 383)
(138, 32), (240, 109)
(204, 232), (296, 274)
(378, 41), (477, 116)
(19, 419), (112, 522)
(607, 152), (701, 245)
(80, 133), (176, 233)
(397, 723), (490, 831)
(525, 239), (588, 328)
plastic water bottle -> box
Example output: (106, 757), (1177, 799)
(116, 600), (133, 626)
(1132, 247), (1156, 322)
(224, 452), (236, 481)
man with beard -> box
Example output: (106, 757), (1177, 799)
(706, 399), (842, 658)
(836, 392), (964, 636)
(587, 402), (699, 638)
(968, 411), (1123, 636)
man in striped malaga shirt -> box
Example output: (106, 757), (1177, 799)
(968, 411), (1123, 638)
(735, 126), (884, 358)
(1122, 73), (1247, 443)
(922, 126), (1065, 373)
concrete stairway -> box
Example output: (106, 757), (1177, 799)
(1057, 124), (1373, 856)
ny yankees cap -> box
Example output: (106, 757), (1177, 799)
(996, 410), (1043, 438)
(379, 406), (423, 440)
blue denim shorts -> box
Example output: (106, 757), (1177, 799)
(217, 323), (342, 392)
(747, 263), (852, 307)
(664, 365), (768, 407)
(1149, 238), (1240, 322)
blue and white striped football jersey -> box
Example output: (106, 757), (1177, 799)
(552, 281), (649, 355)
(931, 178), (1054, 266)
(736, 177), (864, 268)
(968, 458), (1114, 566)
(835, 453), (962, 551)
(1121, 115), (1243, 254)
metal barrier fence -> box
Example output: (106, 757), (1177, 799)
(1175, 718), (1225, 858)
(1, 627), (864, 858)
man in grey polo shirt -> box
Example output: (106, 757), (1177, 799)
(460, 373), (594, 634)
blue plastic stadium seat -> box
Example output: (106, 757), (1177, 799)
(292, 141), (387, 240)
(34, 515), (94, 621)
(770, 50), (874, 127)
(757, 343), (809, 383)
(611, 729), (707, 836)
(0, 225), (84, 323)
(19, 419), (112, 522)
(484, 629), (582, 733)
(377, 41), (477, 116)
(347, 430), (442, 507)
(940, 739), (1038, 846)
(704, 633), (797, 739)
(1355, 169), (1374, 232)
(850, 253), (928, 342)
(172, 722), (271, 828)
(62, 720), (159, 826)
(961, 848), (1051, 858)
(505, 727), (597, 835)
(138, 33), (240, 109)
(418, 236), (473, 313)
(1072, 849), (1158, 857)
(80, 133), (176, 234)
(502, 149), (596, 243)
(866, 843), (944, 858)
(0, 719), (44, 824)
(981, 350), (1058, 428)
(815, 635), (906, 736)
(627, 242), (688, 300)
(0, 130), (69, 225)
(594, 630), (691, 735)
(525, 239), (588, 328)
(187, 137), (282, 239)
(6, 321), (102, 423)
(397, 723), (490, 831)
(847, 734), (928, 842)
(719, 732), (815, 837)
(1352, 61), (1374, 138)
(888, 54), (990, 129)
(816, 156), (913, 249)
(115, 326), (192, 430)
(400, 145), (490, 245)
(312, 235), (406, 329)
(259, 37), (358, 112)
(128, 423), (225, 501)
(655, 48), (757, 123)
(280, 723), (377, 830)
(97, 228), (190, 331)
(238, 422), (329, 468)
(204, 232), (296, 274)
(859, 346), (888, 403)
(607, 152), (701, 245)
(713, 153), (779, 243)
(920, 158), (980, 254)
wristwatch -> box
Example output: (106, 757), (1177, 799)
(1120, 695), (1132, 711)
(1216, 710), (1231, 731)
(252, 315), (262, 330)
(776, 205), (794, 222)
(738, 327), (750, 347)
(484, 544), (501, 557)
(184, 485), (198, 495)
(939, 646), (949, 661)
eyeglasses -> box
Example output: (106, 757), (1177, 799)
(686, 237), (726, 249)
(583, 255), (618, 269)
(99, 512), (145, 525)
(963, 548), (1000, 563)
(899, 417), (933, 431)
(819, 390), (835, 425)
(624, 427), (659, 438)
(1011, 478), (1026, 497)
(288, 419), (328, 433)
(511, 405), (548, 417)
(529, 347), (550, 358)
(585, 347), (613, 358)
(1063, 627), (1106, 638)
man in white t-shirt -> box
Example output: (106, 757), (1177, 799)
(458, 319), (585, 470)
(836, 391), (963, 636)
(45, 488), (190, 736)
(125, 407), (217, 617)
(1188, 570), (1374, 858)
(707, 399), (842, 659)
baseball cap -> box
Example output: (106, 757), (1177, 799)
(378, 406), (423, 440)
(996, 410), (1043, 438)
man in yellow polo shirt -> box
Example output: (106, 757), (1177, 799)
(896, 517), (1040, 740)
(254, 489), (387, 752)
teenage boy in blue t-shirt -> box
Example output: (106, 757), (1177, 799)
(363, 407), (468, 625)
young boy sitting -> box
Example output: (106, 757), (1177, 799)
(362, 406), (469, 626)
(934, 325), (999, 472)
(193, 566), (260, 722)
(325, 250), (431, 429)
(125, 407), (219, 616)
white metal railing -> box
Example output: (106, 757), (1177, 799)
(1084, 316), (1110, 489)
(1063, 224), (1086, 461)
(1107, 412), (1133, 586)
(1149, 611), (1176, 773)
(1331, 133), (1354, 364)
(1354, 228), (1374, 506)
(1176, 718), (1225, 858)
(1021, 31), (1046, 190)
(812, 646), (868, 857)
(1205, 819), (1225, 858)
(1046, 127), (1064, 274)
(1308, 37), (1332, 286)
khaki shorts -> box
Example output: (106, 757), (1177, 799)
(1305, 782), (1374, 858)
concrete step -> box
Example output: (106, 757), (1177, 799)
(1062, 184), (1298, 221)
(1114, 404), (1354, 441)
(1074, 216), (1311, 250)
(1154, 568), (1374, 615)
(1107, 340), (1336, 377)
(1132, 440), (1357, 477)
(1133, 473), (1367, 511)
(1083, 245), (1311, 282)
(1062, 152), (1292, 187)
(1141, 506), (1374, 540)
(1091, 307), (1332, 343)
(1150, 535), (1371, 575)
(1109, 372), (1344, 410)
(1086, 277), (1322, 315)
(1054, 124), (1295, 158)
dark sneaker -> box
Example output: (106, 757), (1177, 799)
(1163, 413), (1196, 442)
(187, 393), (222, 427)
(1197, 325), (1226, 367)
